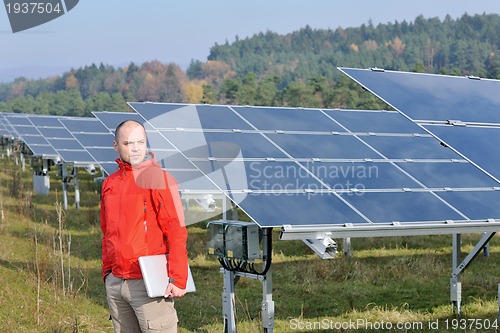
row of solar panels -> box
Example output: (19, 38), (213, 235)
(1, 68), (500, 237)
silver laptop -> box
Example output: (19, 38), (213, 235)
(138, 254), (196, 298)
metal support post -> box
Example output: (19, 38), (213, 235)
(261, 268), (274, 333)
(222, 195), (227, 220)
(260, 227), (274, 332)
(222, 269), (237, 333)
(483, 233), (490, 257)
(450, 232), (496, 315)
(74, 167), (80, 209)
(498, 284), (500, 323)
(62, 181), (68, 210)
(343, 237), (352, 257)
(20, 153), (25, 172)
(260, 228), (274, 332)
(451, 234), (462, 314)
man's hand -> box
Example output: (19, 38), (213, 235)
(164, 283), (186, 299)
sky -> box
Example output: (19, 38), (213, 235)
(1, 0), (500, 81)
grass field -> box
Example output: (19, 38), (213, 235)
(1, 154), (500, 333)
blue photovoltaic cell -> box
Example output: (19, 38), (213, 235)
(145, 131), (175, 151)
(5, 116), (31, 126)
(85, 148), (118, 163)
(169, 170), (222, 192)
(339, 67), (500, 123)
(234, 192), (366, 226)
(422, 125), (500, 181)
(396, 162), (499, 188)
(130, 103), (253, 130)
(37, 127), (74, 139)
(22, 135), (50, 145)
(93, 111), (145, 132)
(361, 136), (460, 160)
(72, 133), (114, 147)
(26, 145), (59, 156)
(15, 126), (40, 136)
(29, 116), (66, 127)
(267, 133), (380, 159)
(437, 191), (500, 220)
(0, 127), (9, 137)
(159, 131), (288, 159)
(59, 118), (110, 133)
(325, 110), (426, 134)
(57, 150), (95, 164)
(48, 139), (86, 150)
(156, 150), (199, 170)
(0, 117), (12, 137)
(340, 192), (465, 222)
(300, 161), (421, 190)
(232, 106), (346, 132)
(2, 124), (17, 138)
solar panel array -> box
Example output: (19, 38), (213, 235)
(128, 102), (500, 236)
(2, 68), (500, 238)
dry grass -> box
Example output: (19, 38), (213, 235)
(1, 154), (500, 332)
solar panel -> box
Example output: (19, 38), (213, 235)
(338, 67), (500, 123)
(130, 103), (254, 130)
(233, 106), (346, 132)
(58, 117), (117, 174)
(337, 68), (500, 190)
(422, 124), (500, 182)
(0, 115), (18, 139)
(0, 116), (13, 138)
(129, 103), (500, 236)
(28, 115), (97, 164)
(324, 109), (426, 134)
(92, 111), (145, 134)
(3, 114), (59, 157)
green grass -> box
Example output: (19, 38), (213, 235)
(1, 154), (500, 332)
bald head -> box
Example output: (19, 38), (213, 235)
(114, 120), (147, 166)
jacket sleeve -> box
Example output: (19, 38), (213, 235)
(154, 171), (188, 289)
(100, 181), (112, 281)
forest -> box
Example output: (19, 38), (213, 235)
(1, 13), (500, 116)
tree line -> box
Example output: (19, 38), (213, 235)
(1, 13), (500, 116)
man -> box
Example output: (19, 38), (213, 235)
(100, 120), (188, 333)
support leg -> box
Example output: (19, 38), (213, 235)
(62, 181), (68, 210)
(451, 234), (461, 315)
(261, 267), (274, 333)
(343, 237), (351, 258)
(74, 168), (80, 210)
(223, 269), (237, 333)
(450, 276), (462, 315)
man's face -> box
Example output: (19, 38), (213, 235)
(114, 122), (147, 166)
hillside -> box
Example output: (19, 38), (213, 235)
(203, 13), (500, 82)
(1, 13), (500, 115)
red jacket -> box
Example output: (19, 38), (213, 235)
(100, 153), (188, 289)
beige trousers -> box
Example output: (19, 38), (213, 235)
(105, 273), (178, 333)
